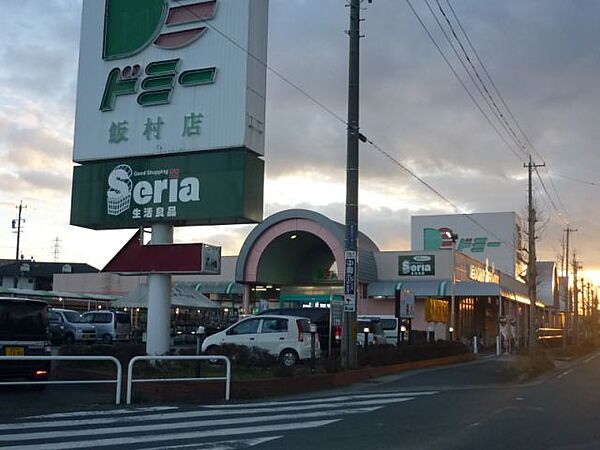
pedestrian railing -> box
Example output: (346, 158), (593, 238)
(126, 355), (231, 405)
(0, 355), (123, 404)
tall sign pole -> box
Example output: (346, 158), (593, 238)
(525, 156), (544, 352)
(342, 0), (362, 369)
(72, 0), (269, 356)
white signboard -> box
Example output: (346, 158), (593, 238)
(411, 212), (524, 279)
(399, 289), (415, 319)
(74, 0), (268, 162)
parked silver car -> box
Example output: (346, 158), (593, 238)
(49, 308), (96, 344)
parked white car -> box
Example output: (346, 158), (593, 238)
(201, 315), (321, 367)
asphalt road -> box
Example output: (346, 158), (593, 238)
(1, 353), (599, 449)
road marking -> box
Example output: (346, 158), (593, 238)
(584, 353), (600, 364)
(0, 397), (415, 432)
(204, 391), (437, 408)
(0, 406), (383, 442)
(142, 436), (282, 450)
(23, 406), (178, 420)
(557, 369), (572, 379)
(0, 419), (340, 450)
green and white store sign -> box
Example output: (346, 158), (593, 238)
(73, 0), (269, 162)
(70, 150), (264, 230)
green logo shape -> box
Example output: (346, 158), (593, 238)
(103, 0), (167, 61)
(423, 228), (442, 250)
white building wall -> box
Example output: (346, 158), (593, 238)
(411, 212), (524, 278)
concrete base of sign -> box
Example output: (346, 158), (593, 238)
(146, 223), (173, 355)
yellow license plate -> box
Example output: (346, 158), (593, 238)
(4, 347), (25, 356)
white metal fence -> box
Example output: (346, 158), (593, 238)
(126, 355), (231, 404)
(0, 355), (123, 404)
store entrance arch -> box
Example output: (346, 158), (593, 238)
(235, 210), (345, 312)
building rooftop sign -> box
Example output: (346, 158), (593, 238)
(73, 0), (268, 162)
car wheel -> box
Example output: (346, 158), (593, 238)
(279, 349), (299, 367)
(63, 333), (75, 345)
(205, 345), (220, 354)
(102, 334), (113, 344)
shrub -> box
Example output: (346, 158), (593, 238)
(358, 340), (469, 367)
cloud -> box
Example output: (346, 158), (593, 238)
(0, 0), (599, 276)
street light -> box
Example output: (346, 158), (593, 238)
(400, 324), (407, 343)
(363, 326), (370, 349)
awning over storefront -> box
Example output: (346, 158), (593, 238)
(368, 280), (451, 297)
(113, 285), (221, 309)
(192, 281), (243, 295)
(0, 287), (116, 302)
(368, 280), (543, 307)
(279, 294), (343, 304)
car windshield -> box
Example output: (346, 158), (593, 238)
(63, 311), (82, 323)
(83, 313), (112, 324)
(0, 299), (48, 341)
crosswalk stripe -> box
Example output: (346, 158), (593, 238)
(22, 406), (178, 420)
(142, 436), (282, 450)
(0, 397), (415, 432)
(205, 391), (438, 408)
(0, 406), (384, 442)
(0, 419), (340, 450)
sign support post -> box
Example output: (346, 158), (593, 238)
(146, 223), (173, 355)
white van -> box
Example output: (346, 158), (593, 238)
(358, 315), (399, 345)
(82, 311), (131, 344)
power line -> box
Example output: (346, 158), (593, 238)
(172, 0), (348, 128)
(419, 0), (570, 223)
(554, 172), (600, 187)
(432, 0), (529, 159)
(361, 133), (520, 251)
(174, 0), (526, 253)
(405, 0), (526, 162)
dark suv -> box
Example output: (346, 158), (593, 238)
(0, 297), (51, 386)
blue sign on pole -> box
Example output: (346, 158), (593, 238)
(344, 250), (357, 312)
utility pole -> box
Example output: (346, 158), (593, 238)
(524, 157), (544, 352)
(572, 255), (581, 344)
(563, 225), (576, 351)
(12, 201), (26, 288)
(341, 0), (365, 369)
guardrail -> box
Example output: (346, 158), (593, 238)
(0, 355), (122, 404)
(126, 355), (231, 405)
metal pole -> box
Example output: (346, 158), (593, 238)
(563, 225), (576, 352)
(146, 223), (173, 355)
(341, 0), (361, 369)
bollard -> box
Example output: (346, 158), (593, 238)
(496, 335), (501, 356)
(310, 323), (317, 375)
(473, 336), (478, 354)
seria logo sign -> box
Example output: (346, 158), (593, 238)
(107, 164), (200, 220)
(399, 255), (435, 277)
(101, 0), (218, 111)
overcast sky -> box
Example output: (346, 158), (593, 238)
(0, 0), (598, 283)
